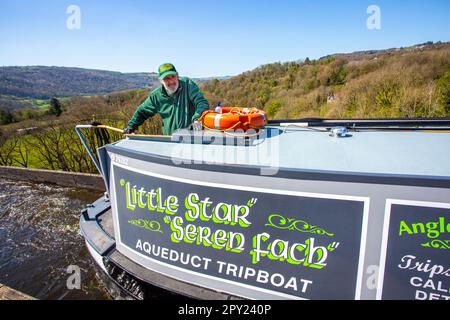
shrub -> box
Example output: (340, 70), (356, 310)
(265, 100), (282, 119)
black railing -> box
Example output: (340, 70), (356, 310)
(268, 117), (450, 130)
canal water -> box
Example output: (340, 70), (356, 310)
(0, 178), (111, 300)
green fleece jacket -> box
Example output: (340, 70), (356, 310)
(127, 77), (210, 135)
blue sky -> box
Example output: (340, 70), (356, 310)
(0, 0), (449, 77)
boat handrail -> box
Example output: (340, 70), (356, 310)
(75, 124), (174, 173)
(75, 125), (103, 174)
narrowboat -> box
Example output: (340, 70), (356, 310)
(77, 118), (450, 300)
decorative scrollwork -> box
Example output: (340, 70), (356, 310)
(265, 213), (334, 236)
(421, 239), (450, 250)
(128, 219), (163, 233)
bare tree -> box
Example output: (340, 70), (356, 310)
(28, 124), (64, 170)
(12, 134), (30, 168)
(0, 132), (19, 166)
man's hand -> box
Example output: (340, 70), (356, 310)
(123, 127), (135, 135)
(191, 121), (203, 131)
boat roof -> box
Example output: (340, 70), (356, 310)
(112, 125), (450, 179)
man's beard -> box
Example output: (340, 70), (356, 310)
(163, 81), (179, 95)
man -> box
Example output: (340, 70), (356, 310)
(123, 63), (210, 135)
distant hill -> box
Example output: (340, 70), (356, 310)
(319, 41), (447, 62)
(0, 66), (231, 111)
(201, 41), (450, 119)
(1, 41), (449, 122)
(0, 66), (159, 109)
(194, 76), (234, 83)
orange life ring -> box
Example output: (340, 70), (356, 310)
(199, 107), (267, 131)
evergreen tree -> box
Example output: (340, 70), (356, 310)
(49, 97), (62, 116)
(0, 109), (14, 125)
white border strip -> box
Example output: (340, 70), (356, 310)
(356, 197), (370, 300)
(376, 199), (450, 300)
(112, 160), (368, 202)
(110, 157), (370, 300)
